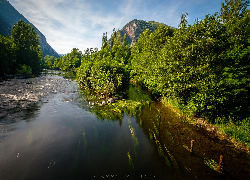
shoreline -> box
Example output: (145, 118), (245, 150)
(0, 73), (249, 179)
(0, 74), (63, 123)
(1, 75), (249, 154)
(162, 99), (250, 154)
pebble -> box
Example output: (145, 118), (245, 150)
(107, 98), (115, 103)
(0, 74), (77, 121)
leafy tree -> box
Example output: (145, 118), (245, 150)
(52, 57), (60, 70)
(0, 35), (16, 78)
(18, 64), (32, 78)
(77, 30), (130, 97)
(11, 20), (42, 75)
(216, 0), (250, 120)
(130, 0), (250, 122)
(42, 55), (60, 70)
(102, 32), (109, 49)
(59, 48), (82, 72)
(130, 25), (174, 95)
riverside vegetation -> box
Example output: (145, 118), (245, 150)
(0, 20), (42, 78)
(1, 0), (249, 148)
(79, 0), (249, 149)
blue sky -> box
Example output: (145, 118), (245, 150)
(8, 0), (223, 54)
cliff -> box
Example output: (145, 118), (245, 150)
(120, 19), (170, 45)
(0, 0), (59, 58)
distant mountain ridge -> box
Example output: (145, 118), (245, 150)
(0, 0), (59, 58)
(120, 19), (170, 44)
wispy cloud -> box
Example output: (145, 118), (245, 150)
(9, 0), (222, 54)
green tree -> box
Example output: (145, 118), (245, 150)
(11, 20), (42, 75)
(102, 32), (109, 49)
(77, 30), (131, 97)
(130, 25), (174, 95)
(42, 55), (60, 70)
(0, 35), (16, 78)
(43, 55), (53, 69)
(217, 0), (250, 120)
(59, 48), (82, 72)
(129, 0), (250, 121)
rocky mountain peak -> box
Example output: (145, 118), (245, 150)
(123, 21), (137, 40)
(120, 19), (169, 45)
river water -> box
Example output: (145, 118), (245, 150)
(0, 73), (249, 180)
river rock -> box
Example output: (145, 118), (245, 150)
(107, 98), (115, 103)
(101, 100), (107, 105)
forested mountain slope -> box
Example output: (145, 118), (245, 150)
(0, 0), (59, 58)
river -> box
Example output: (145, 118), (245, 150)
(0, 72), (249, 180)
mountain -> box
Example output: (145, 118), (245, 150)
(120, 19), (171, 45)
(0, 0), (59, 58)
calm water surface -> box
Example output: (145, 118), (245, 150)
(0, 74), (169, 180)
(1, 73), (248, 180)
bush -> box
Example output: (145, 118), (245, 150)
(77, 31), (130, 97)
(18, 64), (33, 78)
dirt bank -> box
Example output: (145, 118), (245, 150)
(146, 103), (250, 180)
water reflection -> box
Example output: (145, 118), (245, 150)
(1, 73), (249, 180)
(0, 101), (42, 124)
(89, 85), (152, 121)
(0, 76), (171, 180)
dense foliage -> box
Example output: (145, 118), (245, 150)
(0, 20), (42, 78)
(58, 48), (82, 72)
(0, 34), (15, 77)
(43, 0), (249, 125)
(130, 0), (250, 122)
(42, 55), (59, 69)
(12, 20), (42, 75)
(77, 30), (130, 97)
(43, 48), (82, 75)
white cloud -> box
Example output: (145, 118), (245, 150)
(8, 0), (222, 54)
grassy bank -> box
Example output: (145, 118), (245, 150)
(162, 97), (250, 151)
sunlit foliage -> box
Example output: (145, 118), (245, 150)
(130, 0), (250, 122)
(77, 30), (130, 97)
(0, 20), (42, 78)
(11, 20), (42, 75)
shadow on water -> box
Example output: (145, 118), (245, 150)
(0, 72), (249, 180)
(89, 84), (250, 180)
(0, 100), (43, 124)
(89, 85), (152, 121)
(137, 103), (250, 180)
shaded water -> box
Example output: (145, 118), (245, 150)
(0, 73), (249, 180)
(0, 74), (169, 180)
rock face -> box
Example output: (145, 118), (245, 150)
(123, 21), (137, 40)
(0, 0), (59, 58)
(120, 19), (170, 45)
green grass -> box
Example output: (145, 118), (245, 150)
(162, 97), (250, 150)
(161, 97), (197, 123)
(216, 118), (250, 148)
(204, 158), (219, 172)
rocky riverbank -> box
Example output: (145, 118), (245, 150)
(0, 73), (78, 123)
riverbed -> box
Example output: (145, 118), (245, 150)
(0, 72), (249, 180)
